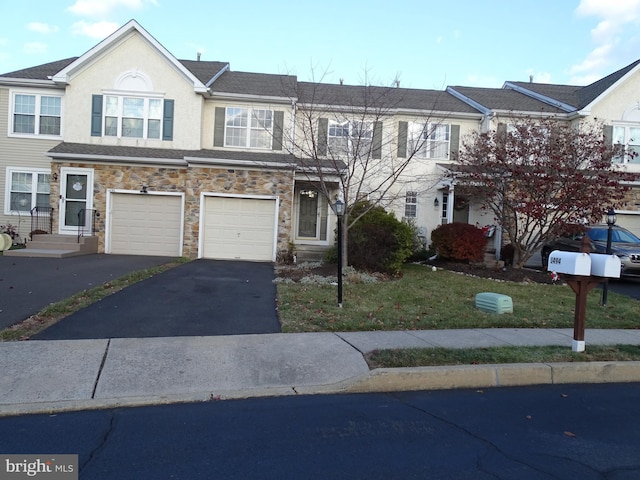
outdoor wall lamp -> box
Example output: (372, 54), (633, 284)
(140, 185), (148, 194)
(333, 199), (345, 308)
(434, 197), (439, 207)
(52, 173), (58, 181)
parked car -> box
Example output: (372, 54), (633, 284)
(541, 224), (640, 278)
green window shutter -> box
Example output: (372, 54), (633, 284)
(317, 118), (328, 156)
(449, 124), (460, 160)
(162, 99), (174, 141)
(91, 94), (102, 137)
(214, 107), (225, 147)
(272, 110), (284, 150)
(603, 125), (613, 145)
(397, 121), (408, 158)
(372, 121), (383, 159)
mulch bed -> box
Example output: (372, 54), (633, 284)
(425, 258), (554, 284)
(276, 260), (553, 284)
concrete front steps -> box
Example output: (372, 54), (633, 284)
(4, 234), (98, 258)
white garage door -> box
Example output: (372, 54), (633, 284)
(109, 193), (182, 256)
(202, 196), (277, 261)
(618, 214), (640, 237)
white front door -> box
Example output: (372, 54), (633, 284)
(59, 168), (94, 235)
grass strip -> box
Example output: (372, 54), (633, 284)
(365, 344), (640, 369)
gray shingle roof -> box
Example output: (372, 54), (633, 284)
(297, 82), (479, 114)
(508, 59), (640, 110)
(449, 86), (568, 114)
(210, 70), (298, 98)
(47, 142), (300, 167)
(0, 57), (77, 79)
(177, 60), (229, 85)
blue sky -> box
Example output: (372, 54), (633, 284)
(1, 0), (640, 89)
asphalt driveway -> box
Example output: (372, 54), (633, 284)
(31, 259), (280, 340)
(0, 254), (172, 331)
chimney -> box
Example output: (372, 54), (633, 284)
(197, 52), (202, 61)
(529, 74), (533, 83)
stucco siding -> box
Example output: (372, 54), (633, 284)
(62, 32), (203, 150)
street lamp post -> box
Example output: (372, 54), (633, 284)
(601, 208), (617, 307)
(333, 199), (345, 308)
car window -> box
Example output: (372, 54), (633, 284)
(612, 229), (640, 243)
(587, 229), (607, 242)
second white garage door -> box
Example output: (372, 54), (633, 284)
(618, 214), (640, 237)
(109, 193), (183, 256)
(202, 196), (277, 261)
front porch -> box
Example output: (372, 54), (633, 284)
(4, 234), (99, 258)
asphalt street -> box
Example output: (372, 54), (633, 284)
(2, 384), (639, 479)
(32, 259), (280, 339)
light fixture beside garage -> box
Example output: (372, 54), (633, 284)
(140, 185), (148, 194)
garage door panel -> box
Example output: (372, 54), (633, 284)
(202, 196), (276, 261)
(110, 193), (182, 257)
(618, 214), (640, 237)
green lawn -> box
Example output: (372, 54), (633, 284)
(277, 264), (640, 332)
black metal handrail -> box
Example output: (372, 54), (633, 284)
(77, 209), (98, 243)
(30, 206), (54, 236)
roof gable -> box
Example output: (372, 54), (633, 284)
(505, 59), (640, 113)
(50, 20), (210, 94)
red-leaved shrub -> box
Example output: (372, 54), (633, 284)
(430, 222), (488, 262)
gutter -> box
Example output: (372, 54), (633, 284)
(48, 152), (187, 167)
(185, 156), (297, 169)
(0, 78), (63, 88)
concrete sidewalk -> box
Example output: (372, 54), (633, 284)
(3, 328), (640, 417)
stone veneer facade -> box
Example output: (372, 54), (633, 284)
(50, 162), (295, 258)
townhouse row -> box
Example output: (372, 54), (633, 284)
(1, 20), (639, 261)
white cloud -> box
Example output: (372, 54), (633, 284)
(23, 42), (48, 55)
(570, 43), (613, 74)
(67, 0), (158, 18)
(27, 22), (60, 35)
(71, 20), (120, 39)
(572, 0), (640, 80)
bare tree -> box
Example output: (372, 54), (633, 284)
(455, 118), (638, 268)
(280, 71), (453, 265)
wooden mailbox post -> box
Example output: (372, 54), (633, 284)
(549, 237), (621, 352)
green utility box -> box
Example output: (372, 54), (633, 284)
(475, 292), (513, 314)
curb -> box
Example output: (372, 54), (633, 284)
(2, 361), (640, 417)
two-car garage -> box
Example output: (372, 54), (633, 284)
(106, 191), (278, 261)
